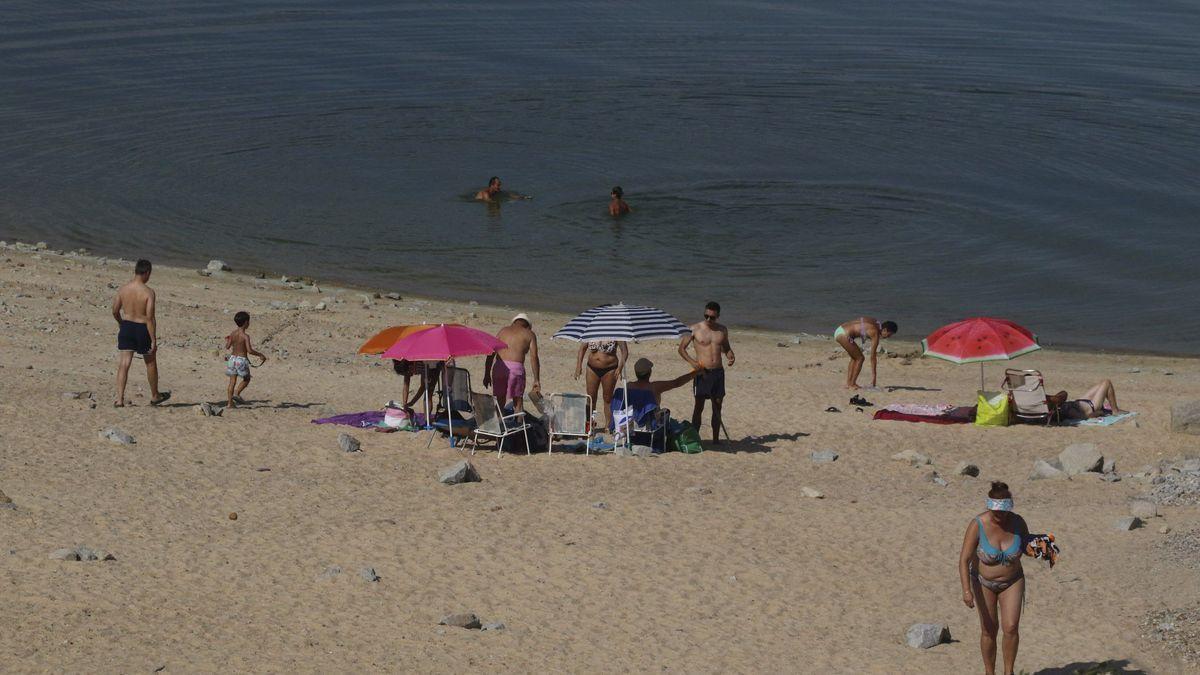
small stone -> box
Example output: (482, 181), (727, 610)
(206, 260), (231, 272)
(800, 486), (824, 499)
(1177, 458), (1200, 474)
(228, 512), (238, 520)
(1100, 473), (1121, 483)
(810, 450), (839, 463)
(1030, 459), (1067, 480)
(49, 548), (80, 561)
(439, 613), (481, 629)
(313, 301), (327, 311)
(75, 547), (99, 561)
(385, 292), (402, 300)
(592, 502), (609, 509)
(317, 565), (343, 580)
(1114, 516), (1142, 531)
(686, 486), (712, 495)
(99, 427), (135, 444)
(892, 449), (931, 466)
(359, 567), (380, 582)
(954, 461), (980, 477)
(337, 432), (361, 453)
(924, 471), (949, 487)
(438, 460), (481, 485)
(631, 444), (654, 458)
(197, 402), (222, 417)
(1059, 443), (1103, 475)
(1129, 500), (1158, 519)
(1159, 525), (1172, 534)
(481, 621), (505, 631)
(905, 623), (950, 649)
(61, 391), (82, 400)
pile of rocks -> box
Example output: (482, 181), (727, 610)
(1157, 528), (1200, 570)
(1142, 605), (1200, 665)
(1140, 458), (1200, 506)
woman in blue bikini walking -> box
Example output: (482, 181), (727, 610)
(958, 481), (1029, 675)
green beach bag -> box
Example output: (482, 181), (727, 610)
(975, 391), (1011, 427)
(671, 422), (704, 454)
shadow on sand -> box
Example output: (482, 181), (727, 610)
(704, 431), (809, 454)
(1030, 659), (1146, 675)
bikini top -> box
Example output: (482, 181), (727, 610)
(588, 340), (617, 354)
(976, 517), (1022, 566)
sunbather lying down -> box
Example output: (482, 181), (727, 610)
(1048, 379), (1126, 420)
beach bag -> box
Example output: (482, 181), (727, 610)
(974, 391), (1011, 427)
(670, 422), (704, 454)
(382, 403), (413, 429)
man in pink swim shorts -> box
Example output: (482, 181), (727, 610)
(484, 313), (541, 413)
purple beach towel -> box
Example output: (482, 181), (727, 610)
(311, 411), (384, 428)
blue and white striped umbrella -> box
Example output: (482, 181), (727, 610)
(553, 303), (691, 343)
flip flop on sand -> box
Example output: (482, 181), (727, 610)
(824, 406), (840, 413)
(150, 392), (171, 406)
(849, 395), (873, 407)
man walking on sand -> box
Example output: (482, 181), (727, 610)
(679, 301), (735, 444)
(484, 313), (541, 413)
(111, 259), (170, 407)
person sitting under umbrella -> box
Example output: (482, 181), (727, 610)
(1048, 379), (1126, 420)
(834, 316), (897, 390)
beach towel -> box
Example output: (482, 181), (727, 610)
(312, 411), (384, 428)
(1060, 411), (1138, 427)
(873, 409), (972, 425)
(882, 403), (954, 416)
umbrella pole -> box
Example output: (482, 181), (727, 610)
(980, 363), (985, 392)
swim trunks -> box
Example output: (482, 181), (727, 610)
(226, 355), (251, 379)
(491, 359), (526, 400)
(693, 367), (726, 400)
(117, 320), (152, 355)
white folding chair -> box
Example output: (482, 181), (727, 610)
(1001, 368), (1053, 425)
(468, 392), (531, 457)
(545, 392), (591, 454)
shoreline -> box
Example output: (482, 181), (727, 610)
(2, 237), (1196, 361)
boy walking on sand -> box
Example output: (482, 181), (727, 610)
(225, 311), (266, 407)
(112, 258), (170, 407)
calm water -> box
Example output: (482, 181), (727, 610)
(2, 1), (1198, 353)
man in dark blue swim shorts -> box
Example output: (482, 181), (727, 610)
(111, 259), (169, 407)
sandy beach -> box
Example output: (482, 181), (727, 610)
(1, 242), (1198, 673)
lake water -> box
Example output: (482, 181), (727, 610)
(2, 0), (1198, 353)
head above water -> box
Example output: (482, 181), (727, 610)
(611, 186), (623, 199)
(634, 357), (653, 380)
(487, 176), (502, 194)
(134, 259), (152, 279)
(986, 481), (1013, 516)
(234, 311), (250, 328)
(880, 320), (898, 338)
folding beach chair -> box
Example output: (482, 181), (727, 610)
(545, 392), (591, 454)
(1001, 368), (1054, 425)
(427, 365), (475, 448)
(612, 387), (670, 452)
(467, 391), (531, 457)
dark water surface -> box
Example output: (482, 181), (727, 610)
(2, 1), (1198, 353)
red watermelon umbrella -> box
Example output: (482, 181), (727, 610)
(921, 317), (1041, 390)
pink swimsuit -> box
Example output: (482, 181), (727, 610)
(491, 359), (526, 400)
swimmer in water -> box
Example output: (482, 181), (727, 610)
(474, 176), (531, 202)
(609, 186), (631, 216)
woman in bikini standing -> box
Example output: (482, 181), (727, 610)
(958, 481), (1029, 675)
(574, 339), (628, 429)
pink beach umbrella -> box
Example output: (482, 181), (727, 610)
(381, 324), (507, 444)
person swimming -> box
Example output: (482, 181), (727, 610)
(474, 176), (532, 202)
(609, 186), (631, 216)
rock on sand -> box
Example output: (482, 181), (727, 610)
(1170, 400), (1200, 435)
(1030, 459), (1067, 480)
(1059, 443), (1104, 476)
(100, 427), (135, 445)
(905, 623), (950, 649)
(439, 613), (482, 629)
(438, 460), (481, 485)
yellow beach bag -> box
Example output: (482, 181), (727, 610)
(975, 390), (1011, 427)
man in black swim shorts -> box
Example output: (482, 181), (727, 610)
(111, 259), (169, 407)
(678, 301), (736, 444)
